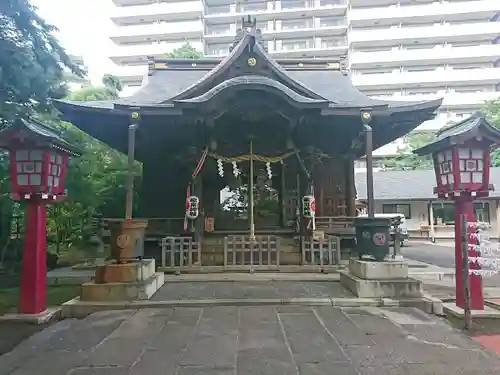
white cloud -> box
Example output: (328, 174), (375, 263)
(32, 0), (117, 85)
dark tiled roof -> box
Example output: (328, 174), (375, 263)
(414, 113), (500, 155)
(54, 27), (442, 113)
(0, 118), (82, 156)
(355, 168), (500, 200)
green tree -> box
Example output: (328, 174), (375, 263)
(67, 74), (123, 101)
(101, 73), (123, 94)
(0, 0), (84, 122)
(381, 131), (436, 170)
(482, 99), (500, 166)
(38, 78), (131, 258)
(165, 43), (203, 59)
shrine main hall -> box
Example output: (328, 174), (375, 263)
(54, 18), (441, 268)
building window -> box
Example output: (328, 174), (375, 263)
(430, 202), (490, 225)
(382, 204), (411, 219)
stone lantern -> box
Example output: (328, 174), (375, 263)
(0, 118), (81, 316)
(414, 113), (500, 311)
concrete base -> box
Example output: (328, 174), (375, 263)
(94, 259), (155, 284)
(398, 294), (445, 316)
(340, 270), (423, 298)
(81, 272), (165, 302)
(0, 307), (61, 324)
(348, 259), (408, 280)
(444, 303), (500, 319)
(71, 258), (108, 270)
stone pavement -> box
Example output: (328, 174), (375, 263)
(2, 306), (500, 375)
(151, 280), (353, 301)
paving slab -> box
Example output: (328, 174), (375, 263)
(2, 306), (500, 375)
(150, 280), (354, 301)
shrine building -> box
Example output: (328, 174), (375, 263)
(53, 18), (442, 269)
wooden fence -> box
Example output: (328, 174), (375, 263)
(223, 235), (280, 268)
(160, 236), (202, 269)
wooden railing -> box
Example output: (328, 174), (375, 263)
(223, 235), (280, 268)
(98, 217), (185, 239)
(302, 236), (341, 266)
(97, 216), (356, 241)
(160, 236), (202, 269)
(311, 216), (356, 237)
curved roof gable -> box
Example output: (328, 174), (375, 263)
(168, 34), (328, 102)
(175, 76), (328, 107)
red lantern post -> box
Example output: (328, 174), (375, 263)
(414, 114), (500, 311)
(0, 118), (81, 315)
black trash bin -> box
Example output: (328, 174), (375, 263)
(354, 217), (391, 261)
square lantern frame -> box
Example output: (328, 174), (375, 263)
(8, 141), (70, 200)
(0, 118), (81, 202)
(9, 145), (69, 197)
(433, 139), (491, 198)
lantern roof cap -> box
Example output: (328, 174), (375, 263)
(413, 112), (500, 156)
(0, 117), (82, 156)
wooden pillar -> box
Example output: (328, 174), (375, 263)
(280, 161), (287, 227)
(345, 159), (356, 217)
(193, 176), (204, 241)
(429, 201), (435, 242)
(496, 200), (500, 242)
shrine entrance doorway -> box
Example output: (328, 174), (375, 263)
(216, 162), (283, 233)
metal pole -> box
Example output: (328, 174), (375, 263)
(125, 124), (137, 220)
(249, 138), (255, 241)
(461, 214), (472, 330)
(364, 125), (375, 218)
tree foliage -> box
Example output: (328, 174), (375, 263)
(381, 99), (500, 171)
(380, 131), (436, 171)
(67, 74), (123, 101)
(1, 75), (130, 267)
(165, 43), (202, 59)
(40, 77), (130, 256)
(0, 0), (84, 122)
(482, 99), (500, 167)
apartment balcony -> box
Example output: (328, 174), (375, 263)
(350, 0), (500, 27)
(350, 21), (500, 47)
(271, 44), (348, 58)
(351, 44), (500, 69)
(110, 2), (202, 25)
(369, 91), (500, 110)
(110, 20), (203, 44)
(112, 0), (154, 6)
(352, 67), (500, 90)
(204, 33), (347, 56)
(204, 21), (347, 43)
(108, 40), (204, 64)
(113, 65), (149, 84)
(350, 0), (442, 7)
(204, 0), (347, 24)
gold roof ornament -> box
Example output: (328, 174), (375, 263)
(131, 111), (140, 121)
(154, 62), (168, 70)
(247, 57), (257, 67)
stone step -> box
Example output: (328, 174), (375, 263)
(202, 252), (302, 266)
(202, 235), (297, 246)
(202, 244), (300, 254)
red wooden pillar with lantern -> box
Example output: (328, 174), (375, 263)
(0, 118), (81, 315)
(414, 113), (500, 311)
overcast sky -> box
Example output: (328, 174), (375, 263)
(33, 0), (116, 84)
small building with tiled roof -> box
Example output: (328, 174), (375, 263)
(355, 168), (500, 240)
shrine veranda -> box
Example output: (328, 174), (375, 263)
(54, 18), (441, 270)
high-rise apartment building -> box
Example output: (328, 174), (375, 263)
(66, 55), (91, 91)
(108, 0), (500, 153)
